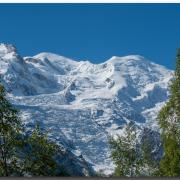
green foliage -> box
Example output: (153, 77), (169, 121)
(0, 83), (68, 176)
(109, 122), (143, 177)
(0, 84), (23, 176)
(157, 49), (180, 177)
(109, 122), (160, 177)
(22, 125), (68, 176)
(140, 129), (160, 176)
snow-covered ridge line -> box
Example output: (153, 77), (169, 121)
(0, 43), (173, 175)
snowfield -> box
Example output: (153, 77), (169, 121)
(0, 43), (173, 175)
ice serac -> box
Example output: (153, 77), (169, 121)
(0, 43), (173, 175)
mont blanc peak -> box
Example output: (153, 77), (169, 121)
(0, 44), (173, 175)
(107, 55), (145, 64)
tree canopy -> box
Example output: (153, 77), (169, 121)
(157, 49), (180, 176)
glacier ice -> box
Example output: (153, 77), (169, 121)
(0, 44), (173, 174)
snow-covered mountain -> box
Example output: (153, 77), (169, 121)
(0, 43), (173, 175)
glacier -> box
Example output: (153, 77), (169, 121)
(0, 43), (173, 175)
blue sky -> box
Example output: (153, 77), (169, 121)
(0, 4), (180, 69)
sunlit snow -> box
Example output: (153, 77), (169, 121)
(0, 44), (173, 175)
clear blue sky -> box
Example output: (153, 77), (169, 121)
(0, 3), (180, 69)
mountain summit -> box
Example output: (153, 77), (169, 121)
(0, 44), (173, 174)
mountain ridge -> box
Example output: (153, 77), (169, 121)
(0, 43), (173, 175)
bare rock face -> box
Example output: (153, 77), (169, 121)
(0, 43), (173, 175)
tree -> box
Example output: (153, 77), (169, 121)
(0, 84), (23, 176)
(109, 122), (143, 177)
(140, 128), (161, 176)
(157, 49), (180, 176)
(0, 83), (68, 176)
(109, 122), (160, 177)
(22, 125), (68, 176)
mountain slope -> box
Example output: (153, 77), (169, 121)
(0, 43), (173, 174)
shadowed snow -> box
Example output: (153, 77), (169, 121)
(0, 43), (173, 175)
